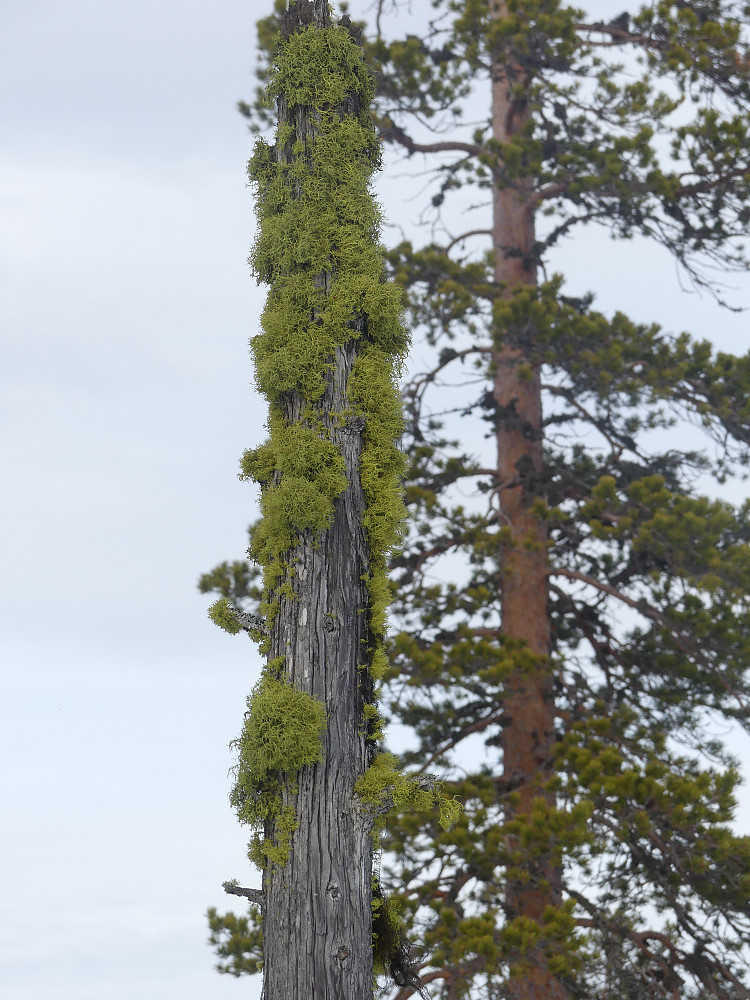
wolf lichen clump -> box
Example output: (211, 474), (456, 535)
(223, 17), (417, 870)
(230, 669), (327, 867)
(240, 416), (349, 578)
(356, 751), (463, 833)
(244, 21), (407, 642)
(208, 596), (244, 635)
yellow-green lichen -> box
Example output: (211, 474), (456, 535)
(208, 597), (243, 635)
(356, 752), (463, 832)
(272, 22), (379, 114)
(248, 804), (298, 869)
(369, 647), (390, 683)
(230, 671), (326, 867)
(234, 674), (326, 798)
(243, 21), (409, 681)
(348, 343), (407, 639)
(242, 414), (348, 576)
(249, 32), (406, 405)
(229, 18), (419, 869)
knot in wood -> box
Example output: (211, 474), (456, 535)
(334, 946), (351, 964)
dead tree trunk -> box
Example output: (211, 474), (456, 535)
(490, 2), (565, 997)
(246, 2), (399, 997)
(263, 345), (374, 1000)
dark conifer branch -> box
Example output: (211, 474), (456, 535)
(379, 120), (484, 158)
(572, 20), (640, 43)
(415, 708), (509, 774)
(549, 583), (617, 686)
(551, 566), (750, 719)
(550, 566), (666, 618)
(443, 229), (493, 253)
(392, 530), (481, 580)
(409, 345), (493, 404)
(392, 968), (452, 1000)
(543, 385), (632, 456)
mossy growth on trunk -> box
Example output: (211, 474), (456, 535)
(243, 18), (407, 664)
(228, 661), (327, 868)
(218, 13), (413, 874)
(210, 24), (460, 997)
(208, 597), (245, 635)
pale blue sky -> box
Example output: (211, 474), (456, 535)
(2, 2), (265, 997)
(2, 2), (749, 999)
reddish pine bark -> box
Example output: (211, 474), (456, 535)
(490, 3), (564, 997)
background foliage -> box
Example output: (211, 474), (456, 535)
(204, 2), (750, 996)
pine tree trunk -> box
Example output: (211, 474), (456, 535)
(490, 3), (565, 997)
(261, 3), (374, 997)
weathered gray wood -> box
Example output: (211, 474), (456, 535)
(222, 881), (264, 908)
(263, 341), (374, 999)
(260, 3), (375, 998)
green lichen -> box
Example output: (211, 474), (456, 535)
(208, 597), (243, 635)
(369, 647), (389, 683)
(241, 413), (348, 582)
(356, 752), (463, 833)
(248, 804), (298, 869)
(230, 17), (425, 873)
(273, 22), (379, 113)
(243, 21), (408, 677)
(236, 674), (326, 789)
(348, 342), (407, 644)
(248, 29), (405, 407)
(231, 671), (326, 867)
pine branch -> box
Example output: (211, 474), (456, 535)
(379, 119), (483, 159)
(443, 229), (493, 254)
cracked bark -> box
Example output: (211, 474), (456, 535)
(259, 3), (374, 998)
(262, 339), (374, 1000)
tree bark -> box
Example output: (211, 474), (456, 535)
(261, 3), (374, 998)
(263, 342), (374, 1000)
(490, 3), (565, 997)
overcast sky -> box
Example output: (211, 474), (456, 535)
(2, 2), (749, 999)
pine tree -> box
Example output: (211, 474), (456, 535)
(205, 2), (750, 997)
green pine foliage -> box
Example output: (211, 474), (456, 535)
(206, 904), (263, 976)
(204, 1), (750, 996)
